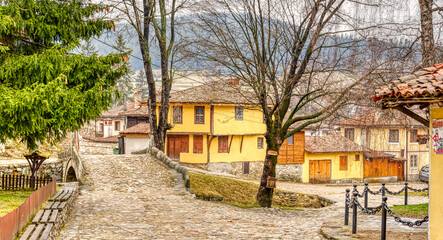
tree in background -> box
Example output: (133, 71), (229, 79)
(0, 0), (128, 150)
(114, 0), (185, 151)
(81, 38), (99, 57)
(193, 0), (406, 207)
(113, 33), (134, 108)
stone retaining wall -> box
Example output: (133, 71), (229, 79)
(146, 141), (190, 189)
(276, 164), (303, 182)
(48, 183), (79, 240)
(79, 139), (117, 155)
(0, 159), (63, 181)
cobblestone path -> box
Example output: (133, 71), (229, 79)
(58, 154), (338, 239)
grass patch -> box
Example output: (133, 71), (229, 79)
(389, 203), (428, 218)
(189, 172), (327, 209)
(0, 190), (34, 217)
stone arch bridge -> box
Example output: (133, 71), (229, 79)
(58, 148), (85, 183)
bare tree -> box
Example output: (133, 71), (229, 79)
(112, 0), (185, 151)
(189, 0), (409, 207)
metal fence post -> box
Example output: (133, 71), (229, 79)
(353, 184), (357, 194)
(345, 188), (350, 225)
(382, 183), (386, 197)
(381, 196), (387, 240)
(364, 182), (368, 209)
(404, 182), (408, 206)
(352, 191), (358, 234)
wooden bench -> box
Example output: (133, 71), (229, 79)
(49, 190), (64, 201)
(28, 224), (44, 240)
(40, 210), (51, 223)
(31, 210), (44, 224)
(39, 223), (53, 240)
(19, 224), (35, 240)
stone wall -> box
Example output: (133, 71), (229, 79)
(276, 164), (303, 182)
(0, 159), (63, 181)
(79, 139), (117, 155)
(58, 148), (85, 184)
(48, 183), (79, 240)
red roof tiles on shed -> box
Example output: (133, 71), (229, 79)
(374, 63), (443, 104)
(119, 123), (151, 135)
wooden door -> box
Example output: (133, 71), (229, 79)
(167, 135), (189, 160)
(309, 160), (331, 184)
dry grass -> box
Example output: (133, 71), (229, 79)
(189, 172), (325, 209)
(0, 190), (34, 217)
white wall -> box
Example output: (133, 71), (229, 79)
(125, 136), (150, 154)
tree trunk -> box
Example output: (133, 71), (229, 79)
(419, 0), (436, 67)
(257, 136), (279, 207)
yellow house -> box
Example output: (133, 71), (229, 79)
(302, 135), (365, 183)
(374, 63), (443, 239)
(333, 109), (429, 181)
(162, 79), (267, 175)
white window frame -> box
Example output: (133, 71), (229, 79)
(410, 155), (418, 169)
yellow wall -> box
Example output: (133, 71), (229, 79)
(430, 105), (443, 240)
(302, 152), (364, 183)
(167, 104), (211, 133)
(213, 106), (266, 135)
(209, 135), (266, 163)
(179, 135), (208, 164)
(340, 126), (429, 175)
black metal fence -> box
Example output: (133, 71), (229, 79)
(344, 182), (429, 240)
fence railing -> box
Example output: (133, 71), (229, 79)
(1, 174), (52, 190)
(351, 182), (428, 208)
(0, 177), (56, 240)
(344, 183), (429, 240)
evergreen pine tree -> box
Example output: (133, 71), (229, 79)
(113, 33), (133, 107)
(0, 0), (128, 149)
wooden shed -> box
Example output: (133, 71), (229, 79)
(363, 151), (405, 181)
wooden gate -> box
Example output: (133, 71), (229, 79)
(309, 160), (331, 184)
(167, 135), (189, 160)
(363, 157), (405, 181)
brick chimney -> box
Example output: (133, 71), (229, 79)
(134, 90), (142, 106)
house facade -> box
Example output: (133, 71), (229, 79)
(332, 109), (429, 181)
(373, 63), (443, 239)
(161, 80), (267, 175)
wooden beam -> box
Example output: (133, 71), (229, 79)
(394, 106), (429, 126)
(228, 135), (234, 153)
(240, 135), (244, 153)
(207, 136), (215, 151)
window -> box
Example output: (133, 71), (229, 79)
(410, 129), (418, 143)
(115, 121), (120, 131)
(99, 123), (104, 132)
(410, 155), (418, 169)
(340, 156), (348, 171)
(195, 106), (205, 124)
(355, 154), (360, 161)
(173, 106), (183, 124)
(389, 129), (399, 143)
(235, 106), (243, 120)
(218, 136), (228, 153)
(344, 128), (355, 141)
(193, 135), (203, 154)
(257, 137), (264, 149)
(287, 135), (294, 145)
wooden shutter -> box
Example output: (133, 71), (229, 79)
(193, 135), (203, 153)
(180, 135), (189, 153)
(340, 156), (348, 171)
(218, 136), (228, 153)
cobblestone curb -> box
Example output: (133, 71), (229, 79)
(48, 183), (79, 240)
(146, 143), (190, 189)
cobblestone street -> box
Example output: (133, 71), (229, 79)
(58, 154), (339, 239)
(58, 152), (429, 239)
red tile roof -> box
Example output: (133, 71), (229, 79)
(119, 123), (151, 135)
(305, 135), (366, 153)
(102, 102), (136, 117)
(167, 80), (257, 105)
(332, 108), (425, 127)
(83, 136), (119, 143)
(374, 63), (443, 106)
(119, 105), (149, 117)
